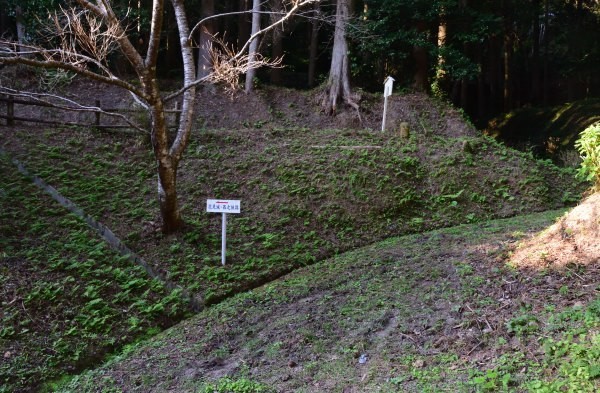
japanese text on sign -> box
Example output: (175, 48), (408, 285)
(206, 199), (241, 214)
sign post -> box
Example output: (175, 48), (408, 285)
(381, 76), (395, 132)
(206, 199), (241, 265)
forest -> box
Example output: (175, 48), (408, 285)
(2, 0), (600, 123)
(1, 1), (600, 392)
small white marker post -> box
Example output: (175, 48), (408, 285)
(381, 76), (395, 132)
(206, 199), (241, 265)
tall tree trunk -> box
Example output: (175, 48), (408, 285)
(413, 47), (428, 91)
(84, 0), (185, 234)
(502, 0), (514, 112)
(197, 0), (215, 80)
(460, 78), (468, 109)
(153, 0), (197, 233)
(412, 21), (429, 91)
(15, 6), (25, 52)
(542, 0), (549, 105)
(458, 0), (468, 109)
(435, 7), (447, 87)
(531, 0), (541, 104)
(238, 0), (250, 49)
(503, 32), (513, 111)
(133, 0), (186, 234)
(308, 3), (320, 88)
(486, 35), (501, 114)
(270, 30), (283, 84)
(477, 46), (486, 119)
(245, 0), (261, 92)
(322, 0), (359, 118)
(153, 112), (182, 233)
(269, 0), (284, 85)
(567, 0), (585, 101)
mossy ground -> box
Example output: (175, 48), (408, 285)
(54, 210), (600, 392)
(0, 154), (187, 392)
(0, 86), (594, 392)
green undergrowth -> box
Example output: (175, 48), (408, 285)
(0, 154), (189, 393)
(52, 210), (599, 392)
(0, 94), (590, 390)
(468, 300), (600, 392)
(198, 377), (274, 393)
(1, 123), (586, 309)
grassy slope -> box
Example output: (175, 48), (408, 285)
(0, 99), (585, 306)
(55, 210), (600, 392)
(0, 90), (592, 391)
(0, 154), (187, 392)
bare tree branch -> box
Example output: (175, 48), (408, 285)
(0, 47), (148, 100)
(189, 0), (320, 62)
(41, 6), (123, 68)
(166, 0), (319, 102)
(208, 35), (283, 92)
(234, 0), (320, 62)
(73, 0), (106, 17)
(74, 0), (146, 75)
(2, 40), (110, 77)
(163, 35), (283, 102)
(0, 2), (153, 101)
(189, 9), (320, 41)
(163, 74), (212, 102)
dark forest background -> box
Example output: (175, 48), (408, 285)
(1, 0), (599, 126)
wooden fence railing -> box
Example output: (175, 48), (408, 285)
(0, 95), (181, 130)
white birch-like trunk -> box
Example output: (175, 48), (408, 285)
(149, 0), (197, 233)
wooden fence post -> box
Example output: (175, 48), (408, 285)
(7, 95), (15, 126)
(175, 102), (181, 126)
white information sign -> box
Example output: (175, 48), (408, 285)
(207, 199), (241, 266)
(384, 76), (395, 98)
(382, 76), (395, 132)
(207, 199), (241, 214)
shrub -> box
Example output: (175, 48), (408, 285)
(575, 122), (600, 190)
